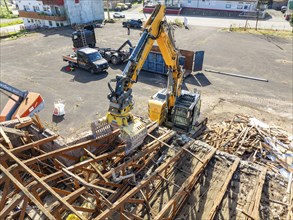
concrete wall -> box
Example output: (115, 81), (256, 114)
(64, 0), (105, 25)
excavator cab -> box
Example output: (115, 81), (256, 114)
(172, 90), (201, 132)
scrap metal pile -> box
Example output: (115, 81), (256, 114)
(0, 116), (291, 219)
(201, 114), (293, 176)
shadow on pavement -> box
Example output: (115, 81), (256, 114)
(60, 66), (109, 83)
(185, 72), (211, 87)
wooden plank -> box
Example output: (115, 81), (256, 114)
(247, 168), (267, 220)
(0, 193), (23, 217)
(207, 158), (241, 220)
(0, 126), (28, 137)
(19, 197), (29, 220)
(0, 164), (55, 219)
(0, 127), (13, 149)
(0, 179), (10, 211)
(11, 135), (58, 154)
(147, 133), (203, 163)
(0, 144), (86, 220)
(127, 198), (145, 204)
(84, 148), (109, 182)
(62, 168), (116, 194)
(24, 129), (120, 165)
(95, 140), (195, 220)
(154, 147), (217, 220)
(14, 118), (33, 129)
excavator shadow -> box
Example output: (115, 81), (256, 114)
(185, 72), (211, 87)
(137, 71), (168, 88)
(60, 67), (108, 83)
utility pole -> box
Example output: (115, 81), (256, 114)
(106, 0), (110, 20)
(255, 9), (259, 30)
(3, 0), (10, 13)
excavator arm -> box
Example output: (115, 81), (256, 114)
(106, 4), (167, 127)
(107, 4), (184, 124)
(102, 4), (203, 151)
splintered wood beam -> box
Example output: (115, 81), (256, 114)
(147, 133), (204, 163)
(0, 144), (87, 220)
(0, 164), (55, 219)
(23, 129), (120, 165)
(0, 127), (13, 149)
(0, 178), (11, 211)
(84, 148), (109, 182)
(207, 158), (241, 220)
(14, 118), (33, 129)
(0, 194), (23, 218)
(95, 140), (195, 220)
(154, 147), (217, 220)
(62, 169), (116, 194)
(0, 126), (28, 137)
(246, 167), (267, 220)
(19, 197), (29, 220)
(32, 114), (44, 131)
(11, 135), (58, 154)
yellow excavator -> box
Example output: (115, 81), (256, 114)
(99, 4), (206, 152)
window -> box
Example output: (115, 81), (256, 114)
(244, 5), (248, 9)
(237, 5), (243, 9)
(33, 6), (40, 12)
(56, 23), (60, 27)
(49, 21), (52, 26)
(225, 4), (231, 8)
(28, 19), (30, 23)
(60, 23), (64, 26)
(23, 5), (30, 11)
(43, 6), (50, 11)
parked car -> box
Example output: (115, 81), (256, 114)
(281, 6), (287, 13)
(125, 3), (132, 8)
(117, 3), (128, 10)
(114, 6), (122, 11)
(122, 19), (143, 28)
(113, 12), (125, 18)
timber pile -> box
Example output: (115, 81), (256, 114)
(0, 116), (291, 219)
(201, 114), (293, 175)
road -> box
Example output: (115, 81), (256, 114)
(107, 8), (291, 30)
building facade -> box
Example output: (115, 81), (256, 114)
(17, 0), (104, 29)
(17, 0), (68, 28)
(179, 0), (258, 12)
(147, 0), (258, 12)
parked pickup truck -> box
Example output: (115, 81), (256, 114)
(122, 19), (143, 28)
(63, 47), (109, 73)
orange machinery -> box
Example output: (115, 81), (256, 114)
(0, 81), (45, 122)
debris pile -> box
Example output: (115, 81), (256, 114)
(0, 116), (291, 219)
(201, 114), (293, 177)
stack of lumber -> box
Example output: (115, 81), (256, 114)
(201, 114), (293, 175)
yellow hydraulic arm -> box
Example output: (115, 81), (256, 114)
(106, 4), (183, 126)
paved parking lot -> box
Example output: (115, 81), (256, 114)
(1, 22), (292, 137)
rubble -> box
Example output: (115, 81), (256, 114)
(201, 114), (293, 178)
(0, 115), (291, 219)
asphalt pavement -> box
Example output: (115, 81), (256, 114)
(0, 20), (292, 137)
